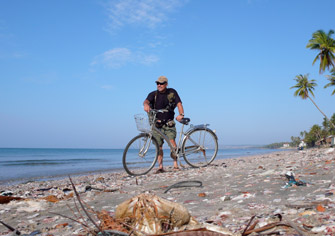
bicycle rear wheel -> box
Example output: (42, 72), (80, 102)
(182, 128), (218, 168)
(123, 133), (158, 176)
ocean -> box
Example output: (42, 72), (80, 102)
(0, 147), (285, 185)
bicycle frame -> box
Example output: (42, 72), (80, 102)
(150, 123), (184, 158)
(143, 110), (213, 162)
(123, 110), (219, 176)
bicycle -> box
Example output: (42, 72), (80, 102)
(122, 109), (218, 176)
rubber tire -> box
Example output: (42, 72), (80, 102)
(123, 133), (159, 176)
(182, 128), (218, 168)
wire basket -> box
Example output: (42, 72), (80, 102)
(134, 114), (151, 132)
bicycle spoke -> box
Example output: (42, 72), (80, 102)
(123, 134), (158, 176)
(182, 129), (218, 168)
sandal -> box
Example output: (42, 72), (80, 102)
(173, 167), (180, 171)
(155, 169), (166, 174)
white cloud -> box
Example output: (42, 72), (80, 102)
(106, 0), (188, 31)
(91, 48), (132, 68)
(101, 85), (114, 90)
(140, 54), (159, 65)
(91, 47), (159, 69)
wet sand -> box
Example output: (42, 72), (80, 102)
(1, 148), (335, 235)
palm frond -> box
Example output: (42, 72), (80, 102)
(307, 29), (335, 73)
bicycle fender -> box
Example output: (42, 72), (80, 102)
(184, 126), (218, 141)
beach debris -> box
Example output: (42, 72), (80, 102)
(241, 214), (306, 236)
(15, 200), (48, 213)
(198, 193), (207, 197)
(231, 192), (254, 201)
(282, 171), (307, 188)
(220, 196), (231, 202)
(0, 191), (13, 196)
(51, 177), (100, 235)
(51, 177), (128, 236)
(85, 185), (119, 193)
(0, 221), (42, 236)
(2, 148), (335, 235)
(163, 180), (203, 193)
(96, 210), (129, 234)
(97, 230), (129, 236)
(42, 195), (60, 203)
(324, 148), (334, 154)
(114, 193), (236, 235)
(0, 220), (20, 235)
(0, 195), (24, 204)
(115, 193), (196, 235)
(53, 183), (232, 235)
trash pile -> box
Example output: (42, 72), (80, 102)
(282, 171), (307, 188)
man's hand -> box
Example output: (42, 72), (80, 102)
(144, 103), (151, 113)
(176, 114), (184, 122)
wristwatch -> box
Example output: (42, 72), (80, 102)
(180, 113), (184, 116)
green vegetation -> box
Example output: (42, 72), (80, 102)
(290, 114), (335, 147)
(264, 136), (302, 149)
(263, 142), (290, 149)
(290, 74), (334, 129)
(288, 29), (335, 148)
(306, 29), (335, 74)
(324, 68), (335, 95)
(266, 113), (335, 149)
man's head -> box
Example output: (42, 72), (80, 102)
(156, 76), (168, 92)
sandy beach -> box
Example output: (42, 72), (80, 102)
(1, 147), (335, 235)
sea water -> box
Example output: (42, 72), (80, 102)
(0, 147), (285, 184)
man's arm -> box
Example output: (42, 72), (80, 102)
(175, 102), (184, 122)
(143, 99), (151, 112)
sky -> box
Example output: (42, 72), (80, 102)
(1, 0), (335, 148)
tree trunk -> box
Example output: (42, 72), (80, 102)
(308, 96), (335, 129)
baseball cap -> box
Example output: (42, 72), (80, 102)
(156, 76), (168, 83)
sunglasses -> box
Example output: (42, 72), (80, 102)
(156, 82), (167, 85)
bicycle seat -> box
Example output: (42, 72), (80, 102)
(180, 117), (190, 125)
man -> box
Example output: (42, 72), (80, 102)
(143, 76), (185, 173)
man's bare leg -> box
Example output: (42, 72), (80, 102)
(170, 139), (179, 169)
(157, 147), (164, 170)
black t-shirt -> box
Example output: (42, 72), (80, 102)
(146, 88), (182, 121)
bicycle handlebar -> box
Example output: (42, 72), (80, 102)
(149, 109), (169, 114)
(149, 109), (190, 125)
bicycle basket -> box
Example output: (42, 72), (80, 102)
(134, 114), (151, 132)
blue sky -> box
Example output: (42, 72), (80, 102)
(1, 0), (334, 148)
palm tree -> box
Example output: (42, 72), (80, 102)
(299, 131), (306, 139)
(290, 74), (335, 129)
(306, 29), (335, 74)
(324, 68), (335, 95)
(310, 124), (322, 140)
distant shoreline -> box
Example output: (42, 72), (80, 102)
(0, 148), (290, 186)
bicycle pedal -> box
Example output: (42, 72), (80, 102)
(170, 151), (177, 159)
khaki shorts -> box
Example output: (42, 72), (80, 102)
(153, 124), (176, 147)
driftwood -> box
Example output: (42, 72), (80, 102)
(51, 177), (129, 236)
(0, 220), (21, 235)
(0, 196), (24, 204)
(148, 228), (231, 235)
(241, 214), (306, 236)
(69, 176), (102, 232)
(85, 185), (119, 193)
(285, 199), (330, 210)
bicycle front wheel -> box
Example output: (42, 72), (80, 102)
(123, 133), (159, 176)
(182, 128), (218, 168)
